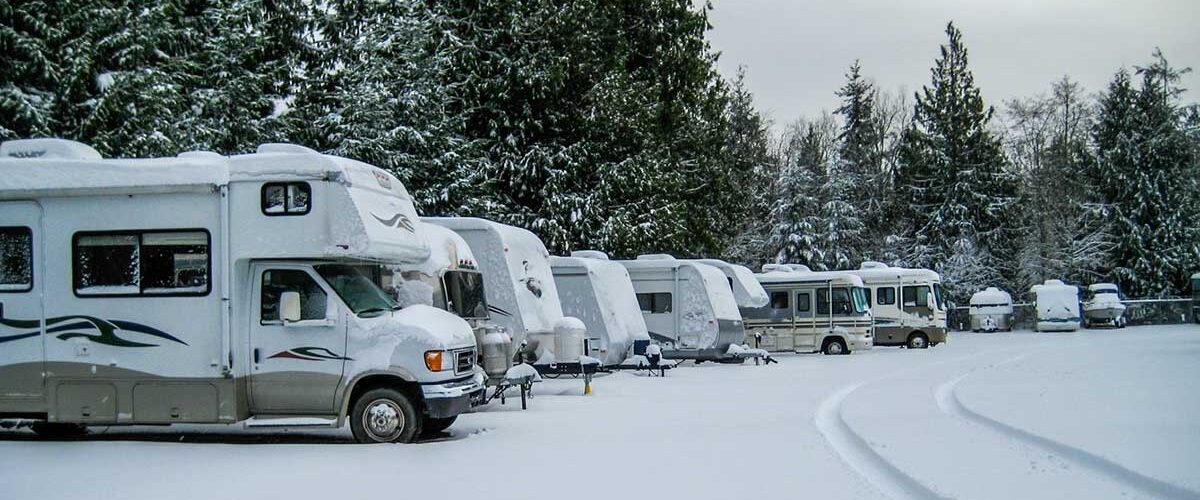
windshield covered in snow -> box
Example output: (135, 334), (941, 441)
(443, 270), (488, 319)
(314, 264), (398, 317)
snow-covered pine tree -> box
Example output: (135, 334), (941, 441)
(0, 0), (63, 140)
(771, 117), (834, 268)
(828, 60), (878, 267)
(722, 67), (777, 269)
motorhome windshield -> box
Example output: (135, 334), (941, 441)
(932, 283), (945, 310)
(443, 270), (489, 319)
(314, 264), (398, 317)
(851, 287), (869, 314)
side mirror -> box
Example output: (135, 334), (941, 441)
(280, 291), (302, 323)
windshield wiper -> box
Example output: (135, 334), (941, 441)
(357, 307), (390, 317)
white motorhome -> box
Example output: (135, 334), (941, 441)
(550, 251), (649, 366)
(1031, 280), (1082, 332)
(841, 262), (947, 348)
(688, 259), (770, 308)
(424, 217), (585, 366)
(741, 268), (873, 355)
(616, 255), (745, 361)
(968, 287), (1013, 332)
(0, 139), (483, 443)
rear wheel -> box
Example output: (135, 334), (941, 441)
(822, 338), (847, 355)
(30, 422), (87, 438)
(906, 332), (929, 349)
(350, 387), (422, 444)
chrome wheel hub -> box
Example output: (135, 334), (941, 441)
(364, 399), (404, 441)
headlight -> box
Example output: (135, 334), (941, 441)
(424, 350), (445, 372)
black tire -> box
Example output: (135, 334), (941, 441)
(350, 387), (422, 444)
(423, 416), (457, 435)
(822, 338), (848, 355)
(30, 422), (87, 438)
(907, 332), (930, 349)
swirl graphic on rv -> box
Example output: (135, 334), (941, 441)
(0, 313), (188, 347)
(371, 212), (415, 233)
(267, 347), (353, 361)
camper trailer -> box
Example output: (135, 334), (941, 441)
(1031, 279), (1082, 332)
(841, 262), (947, 348)
(741, 269), (873, 355)
(968, 287), (1013, 332)
(617, 255), (746, 361)
(0, 139), (483, 443)
(1082, 283), (1127, 328)
(424, 217), (585, 367)
(357, 222), (515, 385)
(688, 259), (770, 308)
(1192, 273), (1200, 324)
(550, 251), (650, 366)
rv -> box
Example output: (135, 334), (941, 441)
(688, 259), (770, 308)
(550, 251), (650, 366)
(0, 139), (484, 443)
(741, 268), (873, 355)
(356, 222), (515, 384)
(1031, 279), (1081, 332)
(1082, 283), (1127, 328)
(424, 217), (585, 367)
(616, 255), (746, 361)
(841, 262), (947, 348)
(1193, 273), (1200, 324)
(968, 287), (1013, 332)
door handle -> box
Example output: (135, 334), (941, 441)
(253, 348), (260, 363)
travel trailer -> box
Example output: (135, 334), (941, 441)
(0, 139), (483, 443)
(616, 255), (746, 361)
(741, 269), (874, 355)
(1082, 283), (1127, 328)
(357, 222), (515, 385)
(968, 287), (1013, 332)
(841, 262), (947, 348)
(1031, 279), (1082, 332)
(1193, 272), (1200, 324)
(550, 251), (650, 366)
(688, 259), (769, 308)
(424, 217), (585, 367)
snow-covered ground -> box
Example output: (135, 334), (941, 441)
(2, 325), (1198, 500)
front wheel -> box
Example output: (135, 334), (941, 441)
(350, 388), (422, 444)
(822, 338), (847, 355)
(907, 333), (929, 349)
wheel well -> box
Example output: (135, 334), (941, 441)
(908, 330), (928, 341)
(345, 375), (423, 418)
(822, 336), (846, 349)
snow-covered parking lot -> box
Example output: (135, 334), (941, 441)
(3, 325), (1198, 500)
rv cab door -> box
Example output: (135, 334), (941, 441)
(248, 264), (347, 414)
(0, 201), (45, 401)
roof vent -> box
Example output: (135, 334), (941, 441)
(761, 264), (791, 273)
(0, 138), (101, 160)
(256, 143), (320, 155)
(177, 151), (224, 160)
(787, 264), (811, 272)
(636, 254), (676, 261)
(860, 261), (888, 270)
(571, 250), (609, 260)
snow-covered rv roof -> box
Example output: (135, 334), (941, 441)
(691, 259), (769, 308)
(755, 269), (866, 287)
(969, 287), (1012, 306)
(1087, 283), (1119, 293)
(0, 139), (429, 263)
(844, 261), (941, 283)
(619, 255), (741, 321)
(403, 222), (477, 276)
(551, 251), (648, 365)
(423, 217), (564, 338)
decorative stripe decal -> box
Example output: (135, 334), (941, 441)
(370, 212), (415, 233)
(488, 305), (512, 318)
(0, 311), (188, 347)
(267, 346), (353, 362)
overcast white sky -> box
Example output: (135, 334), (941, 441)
(707, 0), (1200, 128)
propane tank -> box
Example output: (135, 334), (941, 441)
(479, 324), (514, 380)
(553, 317), (586, 363)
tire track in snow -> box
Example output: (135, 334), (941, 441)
(816, 382), (953, 500)
(935, 355), (1200, 500)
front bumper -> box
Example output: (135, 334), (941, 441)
(849, 333), (874, 351)
(421, 371), (486, 418)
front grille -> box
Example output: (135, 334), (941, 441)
(454, 349), (475, 374)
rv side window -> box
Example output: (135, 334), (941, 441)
(636, 292), (672, 314)
(816, 288), (851, 315)
(877, 287), (896, 305)
(0, 226), (33, 292)
(261, 270), (327, 323)
(902, 285), (930, 308)
(796, 292), (811, 312)
(770, 292), (789, 309)
(73, 230), (210, 297)
(261, 182), (311, 216)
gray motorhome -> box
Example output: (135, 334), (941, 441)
(0, 139), (483, 443)
(741, 267), (873, 355)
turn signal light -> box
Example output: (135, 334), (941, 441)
(424, 351), (444, 372)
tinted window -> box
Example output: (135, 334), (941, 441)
(262, 182), (311, 215)
(0, 227), (32, 292)
(261, 270), (327, 322)
(636, 292), (672, 314)
(902, 285), (930, 308)
(73, 231), (209, 296)
(876, 287), (896, 305)
(796, 292), (811, 312)
(817, 287), (852, 315)
(770, 291), (789, 309)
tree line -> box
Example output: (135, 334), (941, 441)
(2, 3), (1196, 300)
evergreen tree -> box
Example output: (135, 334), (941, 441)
(723, 67), (777, 269)
(771, 117), (834, 267)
